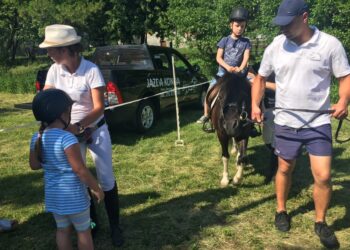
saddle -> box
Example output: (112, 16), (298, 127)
(202, 82), (222, 133)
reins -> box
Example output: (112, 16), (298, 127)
(238, 106), (349, 143)
(272, 107), (335, 114)
(334, 117), (350, 143)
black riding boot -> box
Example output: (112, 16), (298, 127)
(104, 182), (124, 247)
(88, 188), (99, 238)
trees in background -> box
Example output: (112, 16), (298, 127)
(0, 0), (103, 64)
(0, 0), (350, 66)
(104, 0), (170, 44)
(167, 0), (350, 72)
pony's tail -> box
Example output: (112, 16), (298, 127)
(34, 122), (47, 163)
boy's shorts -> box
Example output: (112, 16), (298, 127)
(208, 77), (217, 90)
(274, 123), (332, 160)
(53, 208), (91, 232)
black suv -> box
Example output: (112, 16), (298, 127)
(35, 45), (209, 132)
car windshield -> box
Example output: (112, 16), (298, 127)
(94, 45), (154, 70)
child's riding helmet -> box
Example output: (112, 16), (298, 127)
(230, 7), (249, 22)
(32, 89), (74, 124)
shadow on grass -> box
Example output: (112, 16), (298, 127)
(331, 179), (350, 231)
(246, 143), (276, 183)
(115, 188), (276, 249)
(0, 212), (57, 250)
(0, 172), (43, 208)
(116, 188), (237, 249)
(0, 169), (161, 214)
(1, 187), (276, 249)
(109, 107), (203, 146)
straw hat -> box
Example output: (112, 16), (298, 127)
(39, 24), (81, 48)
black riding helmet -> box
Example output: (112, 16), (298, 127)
(32, 89), (74, 125)
(229, 7), (249, 22)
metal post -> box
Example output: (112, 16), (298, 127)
(171, 55), (184, 146)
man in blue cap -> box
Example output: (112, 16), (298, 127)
(251, 0), (350, 248)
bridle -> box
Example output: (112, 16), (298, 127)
(220, 94), (252, 130)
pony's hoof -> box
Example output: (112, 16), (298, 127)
(220, 179), (230, 187)
(233, 177), (242, 185)
(230, 147), (237, 155)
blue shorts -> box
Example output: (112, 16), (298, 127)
(208, 77), (217, 90)
(274, 124), (332, 160)
(53, 208), (91, 232)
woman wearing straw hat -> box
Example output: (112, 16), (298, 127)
(40, 24), (124, 247)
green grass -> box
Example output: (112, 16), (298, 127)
(1, 93), (350, 249)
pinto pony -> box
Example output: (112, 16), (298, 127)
(207, 73), (253, 186)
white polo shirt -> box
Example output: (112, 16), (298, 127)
(259, 26), (350, 128)
(45, 57), (105, 125)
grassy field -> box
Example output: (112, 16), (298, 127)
(0, 92), (350, 250)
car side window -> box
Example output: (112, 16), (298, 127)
(172, 53), (191, 72)
(153, 53), (169, 70)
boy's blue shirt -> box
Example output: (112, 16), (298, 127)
(217, 35), (251, 76)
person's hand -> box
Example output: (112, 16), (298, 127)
(81, 127), (94, 144)
(226, 66), (236, 73)
(91, 186), (104, 203)
(234, 66), (242, 73)
(66, 123), (80, 135)
(251, 105), (263, 123)
(331, 98), (348, 120)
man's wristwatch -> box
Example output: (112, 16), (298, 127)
(75, 122), (85, 133)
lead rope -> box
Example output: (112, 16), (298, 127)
(334, 117), (350, 143)
(271, 107), (349, 143)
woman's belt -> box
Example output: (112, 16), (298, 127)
(96, 117), (106, 128)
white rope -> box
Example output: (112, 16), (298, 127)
(0, 79), (211, 133)
(104, 79), (211, 110)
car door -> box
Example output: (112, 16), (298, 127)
(150, 50), (175, 109)
(170, 50), (200, 103)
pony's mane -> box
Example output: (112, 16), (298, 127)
(219, 73), (250, 104)
(206, 73), (251, 109)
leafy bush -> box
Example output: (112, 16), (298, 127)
(178, 47), (217, 79)
(0, 63), (49, 94)
(330, 79), (340, 104)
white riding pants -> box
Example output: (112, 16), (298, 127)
(79, 124), (116, 191)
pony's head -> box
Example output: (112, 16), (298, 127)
(218, 74), (251, 137)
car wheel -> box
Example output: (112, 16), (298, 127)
(135, 100), (156, 132)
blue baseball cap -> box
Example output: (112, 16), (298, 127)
(272, 0), (309, 26)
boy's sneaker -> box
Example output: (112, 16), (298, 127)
(314, 222), (340, 249)
(197, 115), (209, 124)
(90, 221), (98, 238)
(275, 211), (291, 232)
